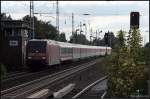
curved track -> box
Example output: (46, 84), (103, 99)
(72, 76), (108, 98)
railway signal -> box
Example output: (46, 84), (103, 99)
(130, 12), (140, 29)
(104, 33), (109, 55)
(104, 33), (109, 45)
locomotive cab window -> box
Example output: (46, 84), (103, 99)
(27, 41), (46, 53)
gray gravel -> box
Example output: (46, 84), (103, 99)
(48, 57), (108, 98)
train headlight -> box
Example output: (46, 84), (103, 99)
(42, 57), (46, 59)
(28, 57), (32, 59)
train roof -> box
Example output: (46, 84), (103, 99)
(28, 39), (112, 49)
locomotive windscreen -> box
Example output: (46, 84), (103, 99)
(27, 41), (46, 53)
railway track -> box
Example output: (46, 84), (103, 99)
(2, 71), (28, 81)
(1, 59), (98, 98)
(59, 76), (108, 98)
(72, 76), (108, 98)
(1, 69), (55, 90)
(1, 58), (95, 90)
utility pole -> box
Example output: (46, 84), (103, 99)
(110, 32), (111, 47)
(56, 0), (59, 35)
(98, 29), (102, 39)
(83, 22), (87, 38)
(90, 28), (92, 45)
(72, 13), (74, 36)
(72, 13), (75, 43)
(80, 21), (82, 35)
(80, 21), (82, 44)
(98, 30), (102, 45)
(96, 30), (98, 41)
(104, 33), (109, 55)
(30, 0), (34, 39)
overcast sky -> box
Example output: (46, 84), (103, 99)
(1, 1), (149, 45)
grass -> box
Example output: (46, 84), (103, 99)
(95, 56), (112, 75)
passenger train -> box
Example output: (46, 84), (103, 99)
(26, 39), (111, 70)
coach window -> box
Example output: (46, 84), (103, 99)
(70, 48), (72, 53)
(68, 48), (70, 54)
(61, 48), (65, 54)
(68, 48), (69, 53)
(65, 48), (67, 53)
(68, 48), (72, 54)
(67, 48), (70, 54)
(65, 48), (67, 54)
(64, 48), (66, 54)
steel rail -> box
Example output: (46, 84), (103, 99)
(1, 60), (98, 98)
(101, 91), (107, 99)
(72, 75), (108, 98)
(2, 59), (85, 83)
(1, 69), (52, 83)
(1, 60), (85, 90)
(5, 71), (22, 76)
(2, 71), (27, 79)
(2, 72), (29, 82)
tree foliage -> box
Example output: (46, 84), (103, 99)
(144, 42), (149, 65)
(58, 32), (67, 42)
(22, 15), (59, 40)
(92, 32), (117, 48)
(2, 13), (67, 42)
(69, 33), (90, 45)
(0, 64), (7, 79)
(127, 28), (142, 64)
(107, 28), (148, 97)
(117, 30), (125, 47)
(145, 42), (149, 48)
(1, 13), (12, 20)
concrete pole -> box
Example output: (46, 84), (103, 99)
(96, 30), (97, 40)
(30, 1), (34, 39)
(32, 1), (35, 39)
(80, 21), (82, 44)
(72, 13), (74, 36)
(109, 32), (111, 47)
(56, 0), (59, 35)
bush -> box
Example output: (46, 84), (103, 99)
(107, 29), (148, 97)
(0, 64), (7, 79)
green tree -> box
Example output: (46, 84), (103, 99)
(0, 64), (7, 79)
(92, 32), (117, 47)
(22, 15), (33, 22)
(22, 15), (58, 40)
(107, 30), (133, 97)
(1, 13), (12, 20)
(70, 33), (89, 44)
(58, 32), (67, 42)
(144, 42), (149, 48)
(144, 42), (149, 65)
(69, 33), (78, 43)
(127, 28), (142, 63)
(107, 28), (148, 97)
(117, 30), (125, 47)
(126, 28), (148, 95)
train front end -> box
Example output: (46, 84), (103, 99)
(26, 40), (47, 70)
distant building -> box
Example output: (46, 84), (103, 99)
(0, 20), (32, 71)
